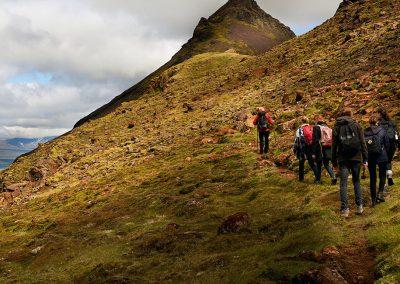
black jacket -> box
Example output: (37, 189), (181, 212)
(332, 116), (368, 167)
(379, 119), (399, 147)
(364, 125), (390, 164)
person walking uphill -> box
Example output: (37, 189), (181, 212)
(293, 117), (319, 182)
(332, 109), (368, 218)
(253, 107), (274, 155)
(365, 115), (390, 206)
(313, 118), (337, 185)
(378, 108), (399, 186)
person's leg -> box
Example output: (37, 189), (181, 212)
(339, 162), (350, 211)
(324, 158), (336, 180)
(306, 148), (318, 180)
(299, 154), (305, 182)
(368, 161), (377, 205)
(259, 131), (264, 154)
(387, 143), (396, 170)
(378, 162), (387, 201)
(264, 132), (270, 154)
(387, 143), (396, 185)
(350, 161), (363, 207)
(316, 158), (322, 182)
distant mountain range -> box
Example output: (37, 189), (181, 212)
(0, 136), (55, 169)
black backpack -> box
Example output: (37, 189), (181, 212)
(365, 130), (383, 156)
(257, 113), (270, 131)
(339, 123), (361, 156)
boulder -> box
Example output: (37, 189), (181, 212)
(29, 167), (44, 182)
(218, 212), (250, 234)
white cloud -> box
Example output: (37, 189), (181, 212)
(0, 0), (341, 138)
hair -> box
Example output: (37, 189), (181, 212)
(378, 107), (390, 121)
(314, 115), (324, 123)
(301, 116), (309, 124)
(369, 115), (378, 125)
(340, 108), (353, 117)
(258, 107), (266, 113)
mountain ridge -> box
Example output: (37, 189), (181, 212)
(74, 0), (295, 127)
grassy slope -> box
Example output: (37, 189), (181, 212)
(0, 0), (400, 282)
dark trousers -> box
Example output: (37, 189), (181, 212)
(259, 131), (270, 154)
(339, 161), (362, 210)
(316, 147), (336, 181)
(368, 160), (387, 202)
(387, 142), (396, 170)
(298, 148), (318, 181)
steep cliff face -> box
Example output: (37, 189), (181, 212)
(1, 0), (400, 282)
(75, 0), (295, 127)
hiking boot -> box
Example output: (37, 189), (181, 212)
(341, 209), (350, 218)
(387, 170), (394, 186)
(331, 178), (337, 185)
(356, 205), (364, 215)
(371, 200), (377, 207)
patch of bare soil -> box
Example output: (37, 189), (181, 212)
(293, 240), (376, 284)
(229, 22), (277, 53)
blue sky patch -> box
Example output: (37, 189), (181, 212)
(8, 71), (53, 85)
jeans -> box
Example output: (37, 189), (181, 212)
(368, 161), (387, 202)
(339, 161), (363, 210)
(316, 153), (336, 181)
(259, 131), (270, 154)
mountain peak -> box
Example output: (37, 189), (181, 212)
(224, 0), (258, 8)
(74, 0), (295, 127)
(168, 0), (295, 66)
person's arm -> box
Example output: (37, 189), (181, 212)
(266, 114), (275, 126)
(332, 126), (339, 168)
(384, 131), (391, 155)
(358, 125), (368, 164)
(393, 121), (400, 149)
(253, 115), (259, 126)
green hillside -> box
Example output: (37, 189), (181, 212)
(0, 0), (399, 282)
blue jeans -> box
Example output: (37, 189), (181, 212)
(339, 161), (363, 210)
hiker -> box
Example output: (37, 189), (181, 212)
(377, 108), (399, 186)
(293, 117), (319, 182)
(313, 118), (337, 185)
(364, 115), (390, 206)
(332, 108), (368, 217)
(253, 107), (274, 155)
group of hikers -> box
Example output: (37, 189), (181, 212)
(253, 107), (399, 217)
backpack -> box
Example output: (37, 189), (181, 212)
(257, 113), (270, 131)
(320, 125), (333, 147)
(301, 125), (314, 146)
(339, 123), (361, 156)
(365, 130), (383, 156)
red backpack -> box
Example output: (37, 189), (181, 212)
(301, 125), (314, 146)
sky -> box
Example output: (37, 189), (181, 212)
(0, 0), (341, 139)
